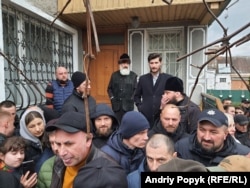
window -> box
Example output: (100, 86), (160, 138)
(220, 78), (227, 82)
(2, 4), (73, 110)
(147, 30), (184, 76)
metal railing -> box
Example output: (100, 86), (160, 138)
(200, 92), (225, 112)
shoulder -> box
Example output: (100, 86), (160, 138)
(138, 73), (151, 80)
(74, 157), (127, 188)
(130, 71), (137, 76)
(40, 156), (56, 171)
(234, 142), (250, 154)
(161, 73), (172, 77)
(175, 135), (191, 146)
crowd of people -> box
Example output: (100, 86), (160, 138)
(0, 53), (250, 188)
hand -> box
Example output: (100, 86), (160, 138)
(160, 94), (169, 109)
(20, 171), (37, 188)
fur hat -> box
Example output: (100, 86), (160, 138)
(164, 76), (184, 93)
(118, 53), (131, 64)
(71, 71), (86, 88)
(207, 155), (250, 172)
(117, 111), (149, 139)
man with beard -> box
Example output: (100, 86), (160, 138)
(175, 108), (250, 166)
(148, 104), (189, 143)
(134, 53), (172, 128)
(91, 103), (120, 148)
(61, 71), (96, 116)
(45, 66), (74, 114)
(160, 76), (200, 134)
(107, 53), (137, 122)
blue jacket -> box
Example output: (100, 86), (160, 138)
(127, 158), (146, 188)
(101, 132), (145, 174)
(51, 80), (73, 113)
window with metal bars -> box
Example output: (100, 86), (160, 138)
(2, 4), (73, 111)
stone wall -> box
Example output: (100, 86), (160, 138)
(26, 0), (57, 16)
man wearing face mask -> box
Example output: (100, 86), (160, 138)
(107, 53), (137, 123)
(45, 66), (74, 114)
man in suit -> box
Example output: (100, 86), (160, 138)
(134, 53), (172, 128)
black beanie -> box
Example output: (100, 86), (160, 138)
(71, 71), (86, 88)
(164, 76), (184, 93)
(118, 111), (150, 139)
(118, 53), (131, 64)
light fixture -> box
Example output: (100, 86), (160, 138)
(131, 16), (140, 28)
(162, 0), (173, 5)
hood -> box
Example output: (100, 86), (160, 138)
(91, 103), (119, 128)
(19, 107), (46, 144)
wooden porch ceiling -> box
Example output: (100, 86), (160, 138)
(57, 0), (231, 29)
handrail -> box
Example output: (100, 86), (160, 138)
(200, 92), (225, 112)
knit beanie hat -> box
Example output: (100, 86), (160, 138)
(164, 76), (184, 93)
(118, 111), (150, 139)
(71, 71), (86, 88)
(118, 53), (131, 64)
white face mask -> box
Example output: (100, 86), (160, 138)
(119, 65), (130, 75)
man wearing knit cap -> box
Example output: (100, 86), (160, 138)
(175, 108), (250, 166)
(160, 76), (201, 134)
(61, 71), (96, 116)
(107, 53), (137, 123)
(134, 53), (173, 128)
(101, 111), (150, 174)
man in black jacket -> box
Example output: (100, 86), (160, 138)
(46, 111), (127, 188)
(148, 104), (189, 143)
(234, 114), (250, 147)
(134, 53), (172, 128)
(160, 76), (201, 134)
(175, 108), (250, 167)
(91, 103), (120, 148)
(61, 71), (96, 117)
(107, 53), (137, 123)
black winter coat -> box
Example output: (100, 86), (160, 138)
(175, 133), (250, 166)
(134, 73), (172, 128)
(148, 118), (190, 143)
(61, 90), (96, 116)
(175, 95), (201, 134)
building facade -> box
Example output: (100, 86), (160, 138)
(0, 0), (231, 110)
